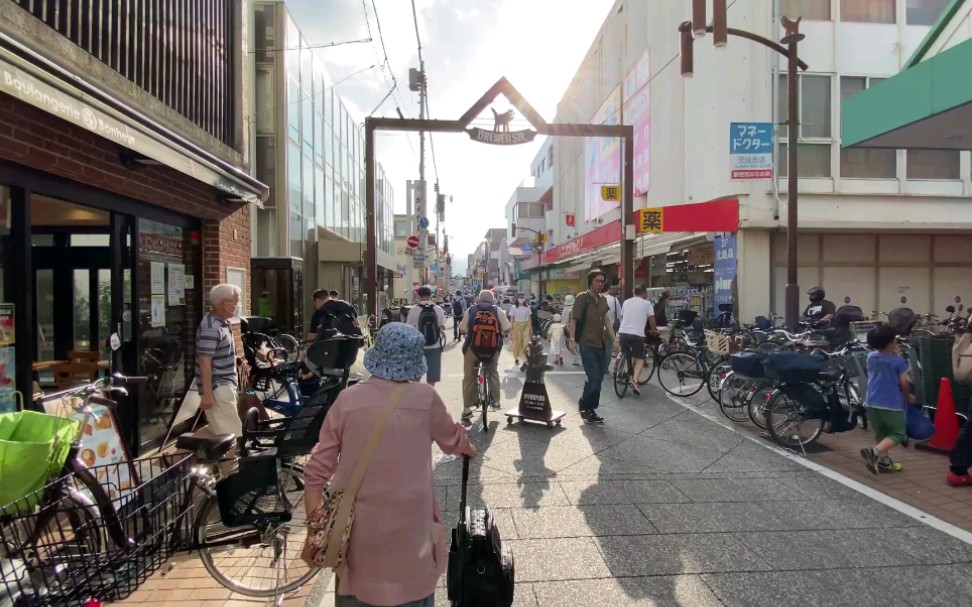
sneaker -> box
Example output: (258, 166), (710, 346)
(629, 381), (641, 396)
(461, 411), (474, 422)
(947, 471), (972, 487)
(490, 401), (501, 410)
(515, 359), (520, 366)
(586, 412), (605, 424)
(877, 460), (903, 473)
(860, 447), (880, 475)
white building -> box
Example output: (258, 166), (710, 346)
(534, 0), (971, 322)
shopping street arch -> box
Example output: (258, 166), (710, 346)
(364, 77), (635, 317)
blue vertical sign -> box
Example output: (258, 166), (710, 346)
(713, 235), (737, 315)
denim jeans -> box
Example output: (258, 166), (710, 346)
(579, 344), (606, 412)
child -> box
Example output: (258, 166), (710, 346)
(860, 324), (915, 474)
(548, 313), (565, 366)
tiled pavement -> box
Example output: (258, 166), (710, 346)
(118, 333), (972, 606)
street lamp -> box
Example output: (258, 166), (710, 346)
(679, 2), (808, 330)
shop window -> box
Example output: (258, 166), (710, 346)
(906, 149), (961, 180)
(73, 269), (91, 351)
(839, 77), (897, 178)
(136, 218), (200, 450)
(841, 0), (896, 23)
(781, 0), (832, 19)
(777, 144), (833, 177)
(906, 0), (951, 24)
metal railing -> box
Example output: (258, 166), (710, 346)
(15, 0), (238, 147)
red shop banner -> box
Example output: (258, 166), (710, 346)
(636, 198), (739, 234)
(541, 220), (621, 265)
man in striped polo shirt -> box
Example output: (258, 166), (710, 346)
(196, 283), (243, 438)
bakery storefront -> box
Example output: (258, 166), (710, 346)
(0, 13), (265, 455)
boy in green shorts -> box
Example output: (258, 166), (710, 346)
(860, 324), (915, 474)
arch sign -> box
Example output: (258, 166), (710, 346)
(363, 77), (635, 317)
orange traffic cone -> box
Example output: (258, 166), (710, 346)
(919, 378), (961, 454)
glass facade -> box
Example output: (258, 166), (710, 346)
(253, 7), (393, 259)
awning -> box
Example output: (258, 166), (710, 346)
(0, 31), (267, 203)
(842, 37), (972, 150)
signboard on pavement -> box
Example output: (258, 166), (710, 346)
(729, 122), (773, 180)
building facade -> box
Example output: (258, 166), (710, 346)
(529, 0), (970, 321)
(251, 1), (395, 330)
(0, 0), (265, 453)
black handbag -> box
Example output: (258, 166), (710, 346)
(447, 456), (515, 607)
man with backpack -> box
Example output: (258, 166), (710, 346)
(459, 289), (511, 421)
(452, 290), (467, 341)
(406, 286), (446, 386)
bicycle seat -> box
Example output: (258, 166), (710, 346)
(176, 432), (236, 460)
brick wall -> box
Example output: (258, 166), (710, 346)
(0, 92), (250, 315)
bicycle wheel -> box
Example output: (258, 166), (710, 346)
(613, 354), (631, 398)
(746, 382), (776, 430)
(706, 360), (731, 403)
(763, 390), (823, 449)
(196, 466), (315, 597)
(657, 352), (705, 397)
(273, 333), (301, 362)
(717, 373), (752, 424)
(637, 346), (656, 385)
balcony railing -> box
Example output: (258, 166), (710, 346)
(14, 0), (238, 147)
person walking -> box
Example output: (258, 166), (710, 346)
(303, 322), (476, 607)
(860, 324), (915, 474)
(451, 290), (466, 341)
(459, 290), (511, 421)
(568, 269), (617, 424)
(617, 286), (657, 396)
(196, 283), (243, 438)
(562, 294), (579, 366)
(406, 286), (446, 387)
(510, 295), (532, 365)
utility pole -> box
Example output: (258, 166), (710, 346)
(409, 63), (428, 287)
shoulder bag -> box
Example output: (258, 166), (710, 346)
(301, 383), (409, 569)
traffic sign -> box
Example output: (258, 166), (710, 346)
(413, 253), (425, 261)
(418, 216), (430, 229)
(406, 235), (420, 249)
(729, 122), (773, 180)
(521, 242), (534, 252)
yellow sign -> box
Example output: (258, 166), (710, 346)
(600, 185), (621, 201)
(638, 207), (664, 233)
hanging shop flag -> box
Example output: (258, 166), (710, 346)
(635, 198), (738, 234)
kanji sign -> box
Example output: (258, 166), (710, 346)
(600, 185), (621, 202)
(635, 199), (739, 234)
(639, 207), (664, 233)
(729, 122), (773, 180)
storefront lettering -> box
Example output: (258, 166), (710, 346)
(2, 68), (136, 147)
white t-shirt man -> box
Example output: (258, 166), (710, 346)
(406, 302), (446, 349)
(618, 296), (655, 337)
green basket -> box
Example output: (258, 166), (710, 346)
(0, 410), (80, 513)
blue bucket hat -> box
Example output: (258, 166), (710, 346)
(364, 322), (427, 382)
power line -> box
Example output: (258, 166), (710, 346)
(370, 84), (397, 116)
(424, 96), (440, 184)
(409, 0), (424, 60)
(250, 38), (372, 54)
(247, 63), (380, 125)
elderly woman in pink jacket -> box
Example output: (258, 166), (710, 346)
(304, 322), (476, 607)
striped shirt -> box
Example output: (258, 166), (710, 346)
(195, 312), (237, 388)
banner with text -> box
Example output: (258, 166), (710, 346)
(584, 86), (622, 223)
(623, 49), (651, 196)
(713, 235), (737, 315)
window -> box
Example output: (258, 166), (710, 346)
(778, 74), (832, 177)
(841, 0), (896, 23)
(781, 0), (832, 19)
(778, 144), (832, 177)
(394, 220), (409, 238)
(287, 77), (300, 141)
(839, 77), (896, 178)
(907, 149), (961, 180)
(906, 0), (951, 25)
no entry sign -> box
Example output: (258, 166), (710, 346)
(406, 235), (420, 249)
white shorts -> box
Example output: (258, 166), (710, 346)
(208, 384), (243, 437)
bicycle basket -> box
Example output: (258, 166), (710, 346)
(216, 453), (292, 527)
(270, 387), (336, 459)
(833, 305), (865, 327)
(730, 352), (767, 379)
(759, 351), (828, 383)
(0, 454), (193, 605)
(0, 411), (80, 513)
(705, 330), (730, 356)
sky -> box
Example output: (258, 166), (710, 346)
(283, 0), (616, 276)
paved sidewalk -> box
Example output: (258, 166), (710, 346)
(119, 335), (972, 606)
